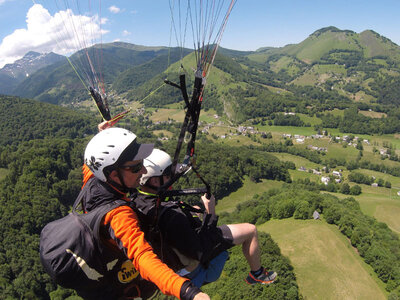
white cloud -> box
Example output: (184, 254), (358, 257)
(0, 4), (108, 68)
(122, 30), (131, 36)
(0, 0), (12, 6)
(108, 5), (121, 14)
(100, 17), (109, 25)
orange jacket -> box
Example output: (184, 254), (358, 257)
(103, 205), (187, 298)
(81, 164), (188, 299)
(82, 164), (94, 188)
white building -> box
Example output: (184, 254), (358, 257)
(321, 176), (330, 185)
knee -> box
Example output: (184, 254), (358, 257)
(247, 223), (257, 234)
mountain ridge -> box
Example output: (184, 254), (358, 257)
(2, 27), (400, 123)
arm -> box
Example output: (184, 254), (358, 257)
(104, 206), (205, 299)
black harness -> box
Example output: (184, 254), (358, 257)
(160, 72), (211, 200)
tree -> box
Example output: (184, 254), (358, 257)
(350, 185), (362, 195)
(377, 178), (384, 187)
(340, 183), (350, 194)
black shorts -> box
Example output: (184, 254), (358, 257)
(215, 224), (235, 251)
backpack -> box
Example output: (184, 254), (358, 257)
(40, 190), (139, 298)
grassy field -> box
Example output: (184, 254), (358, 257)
(351, 184), (400, 234)
(150, 108), (185, 122)
(256, 125), (317, 136)
(269, 151), (400, 234)
(269, 153), (321, 170)
(216, 177), (284, 213)
(260, 219), (387, 300)
(153, 130), (174, 138)
(297, 113), (322, 126)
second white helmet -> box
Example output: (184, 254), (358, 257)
(140, 149), (173, 185)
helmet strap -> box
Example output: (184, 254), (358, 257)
(106, 168), (130, 193)
(116, 168), (129, 191)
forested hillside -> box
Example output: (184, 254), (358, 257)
(0, 95), (96, 145)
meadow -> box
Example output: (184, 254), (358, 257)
(260, 219), (387, 300)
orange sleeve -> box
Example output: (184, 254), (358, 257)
(82, 164), (94, 188)
(103, 206), (188, 299)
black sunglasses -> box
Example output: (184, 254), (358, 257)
(120, 161), (143, 173)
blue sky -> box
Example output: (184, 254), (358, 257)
(1, 0), (400, 68)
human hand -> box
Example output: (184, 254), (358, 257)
(98, 121), (112, 132)
(193, 292), (210, 300)
(201, 194), (215, 215)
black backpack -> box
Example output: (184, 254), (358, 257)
(40, 190), (132, 298)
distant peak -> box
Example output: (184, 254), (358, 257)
(311, 26), (355, 37)
(24, 51), (41, 57)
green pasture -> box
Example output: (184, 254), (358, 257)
(359, 110), (387, 118)
(256, 125), (317, 136)
(265, 85), (292, 95)
(354, 90), (375, 103)
(297, 113), (322, 126)
(0, 168), (9, 181)
(361, 151), (400, 169)
(288, 169), (321, 181)
(149, 108), (185, 122)
(324, 142), (359, 161)
(351, 184), (400, 234)
(212, 133), (261, 147)
(291, 71), (318, 86)
(323, 108), (345, 117)
(269, 153), (320, 170)
(260, 219), (387, 300)
(216, 177), (284, 214)
(313, 64), (347, 75)
(153, 130), (173, 138)
(357, 169), (400, 187)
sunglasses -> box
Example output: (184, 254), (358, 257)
(120, 161), (143, 173)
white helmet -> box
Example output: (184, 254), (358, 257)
(140, 149), (173, 185)
(84, 127), (154, 182)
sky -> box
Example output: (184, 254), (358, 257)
(1, 0), (400, 68)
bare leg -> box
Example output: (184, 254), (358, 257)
(226, 223), (261, 271)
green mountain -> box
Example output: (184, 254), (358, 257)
(4, 27), (400, 123)
(11, 43), (178, 104)
(246, 27), (400, 104)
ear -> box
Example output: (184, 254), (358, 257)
(108, 169), (121, 184)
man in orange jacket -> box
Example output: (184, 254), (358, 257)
(81, 127), (209, 300)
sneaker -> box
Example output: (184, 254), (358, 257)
(245, 269), (277, 285)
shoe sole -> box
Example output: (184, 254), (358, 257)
(245, 273), (277, 285)
(245, 278), (276, 285)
